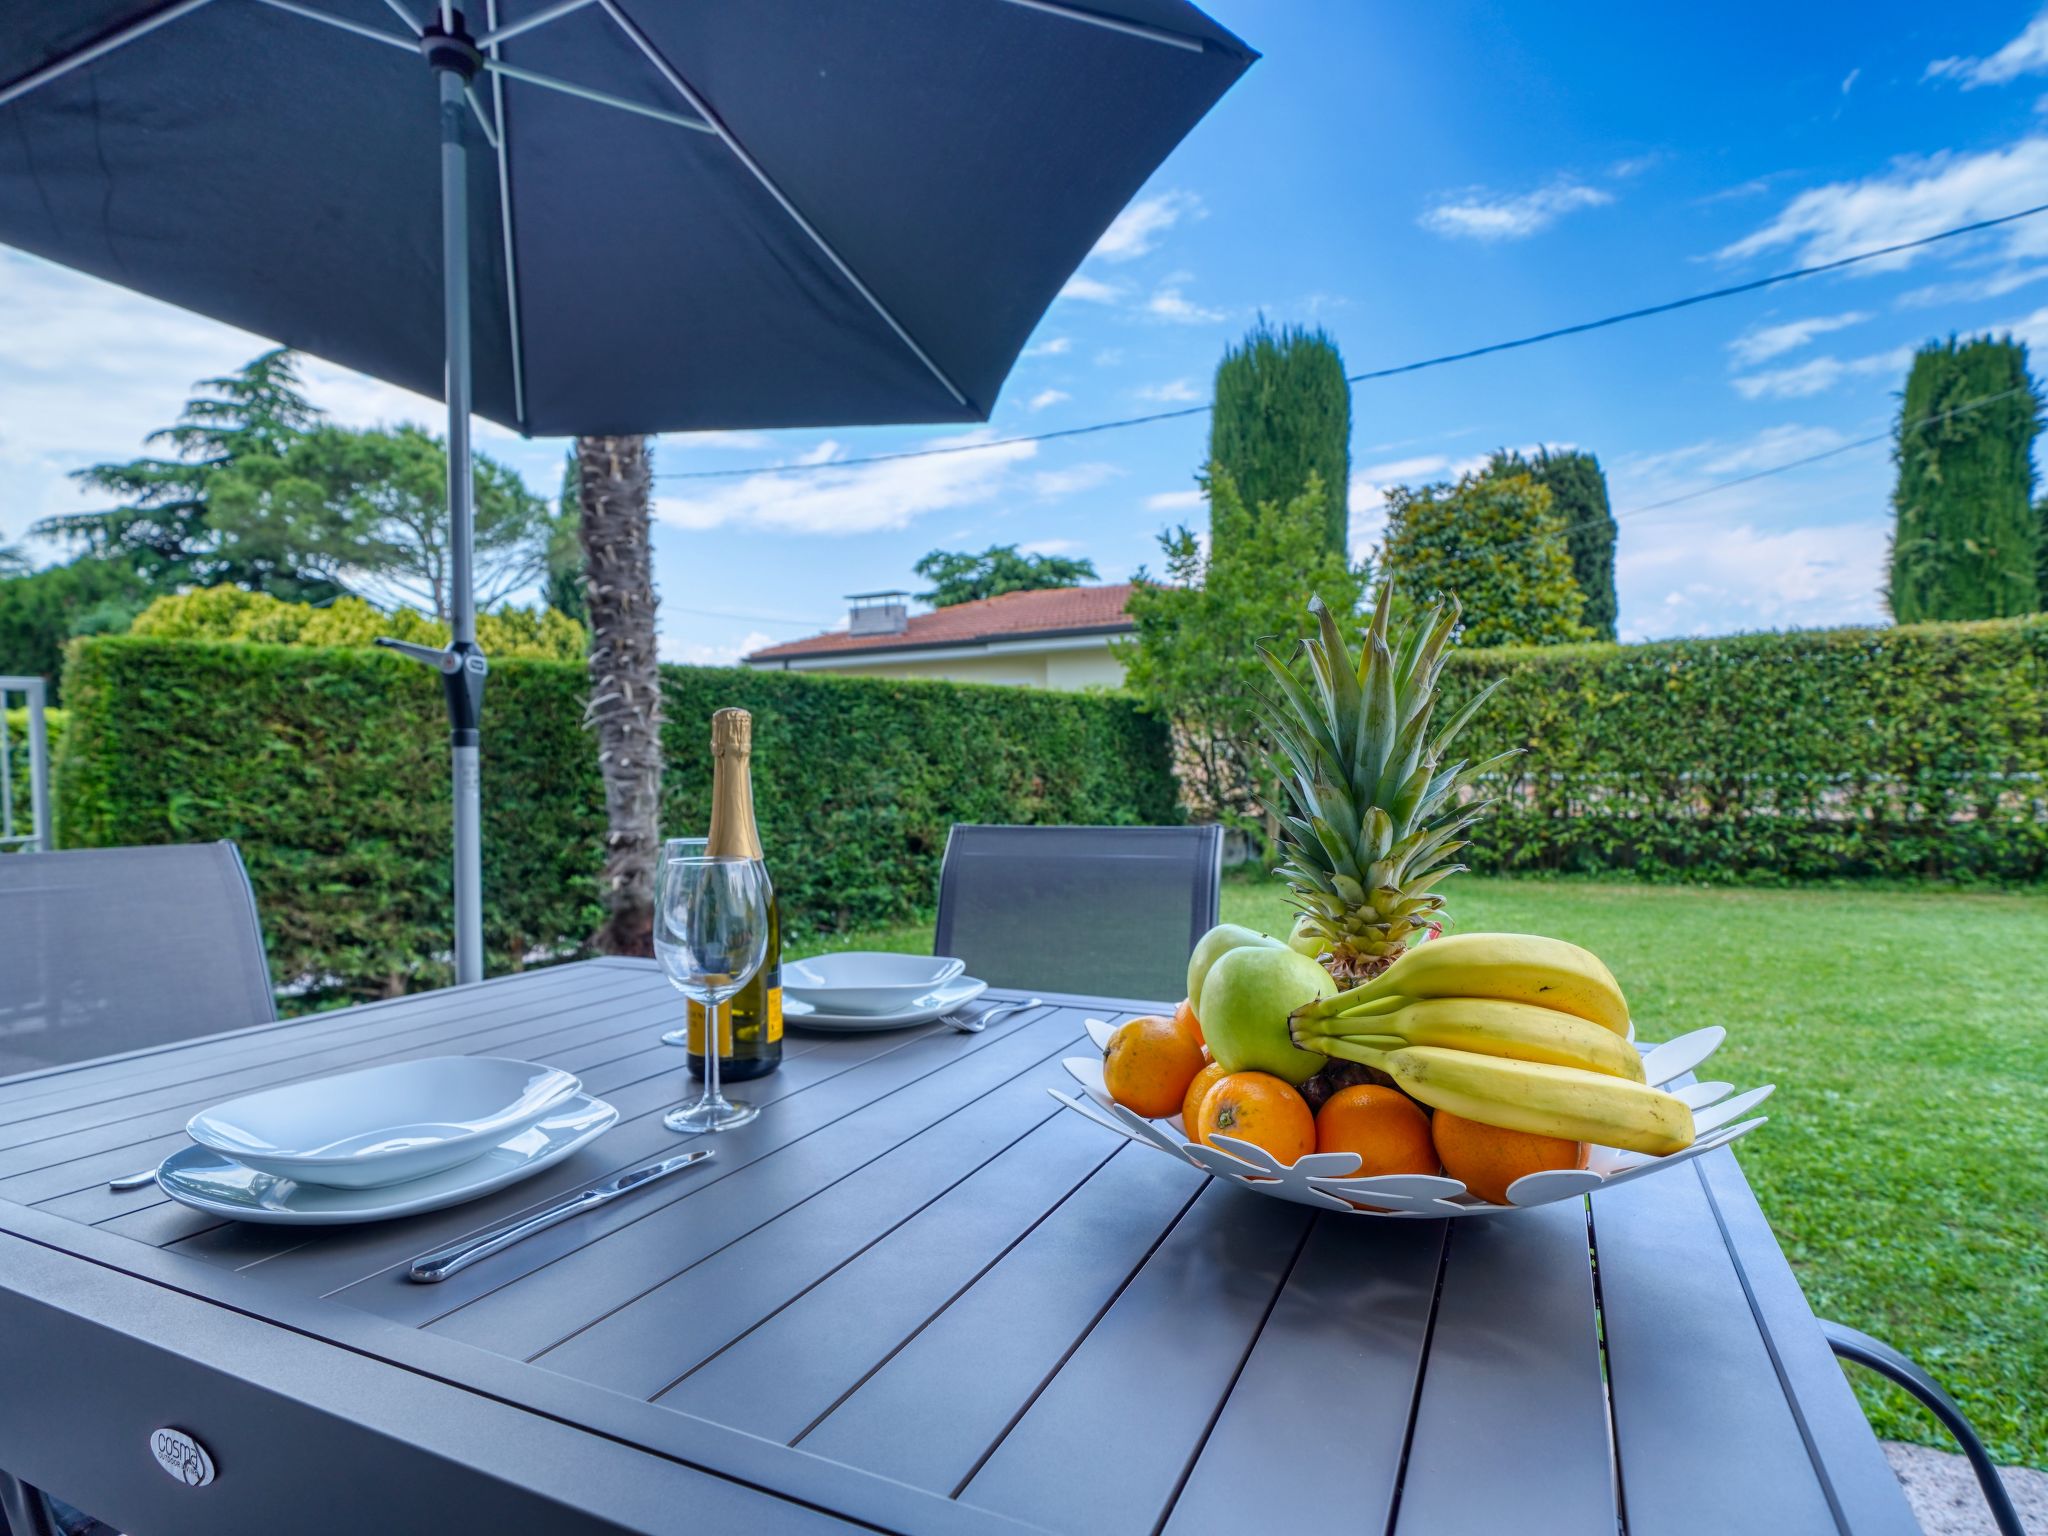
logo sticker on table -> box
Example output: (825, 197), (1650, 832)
(149, 1427), (215, 1487)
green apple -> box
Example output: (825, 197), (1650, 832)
(1287, 915), (1329, 958)
(1200, 944), (1335, 1084)
(1186, 923), (1285, 1013)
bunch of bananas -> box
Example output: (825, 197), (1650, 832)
(1289, 933), (1695, 1156)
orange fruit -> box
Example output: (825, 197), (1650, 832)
(1181, 1060), (1229, 1143)
(1315, 1086), (1438, 1177)
(1196, 1071), (1315, 1167)
(1431, 1109), (1588, 1205)
(1103, 1015), (1208, 1120)
(1171, 997), (1205, 1048)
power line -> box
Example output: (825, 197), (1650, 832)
(654, 200), (2048, 484)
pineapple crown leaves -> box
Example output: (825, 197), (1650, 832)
(1253, 583), (1520, 944)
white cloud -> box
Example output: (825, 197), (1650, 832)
(1419, 179), (1613, 242)
(1926, 10), (2048, 87)
(1727, 311), (1873, 365)
(1057, 273), (1124, 304)
(664, 630), (775, 666)
(1093, 348), (1125, 367)
(1022, 336), (1072, 358)
(1719, 138), (2048, 270)
(1842, 67), (1861, 94)
(655, 430), (1037, 536)
(1032, 462), (1123, 498)
(1134, 378), (1202, 403)
(1145, 488), (1205, 512)
(1026, 389), (1070, 412)
(1896, 264), (2048, 306)
(1146, 281), (1226, 324)
(1611, 153), (1663, 178)
(1730, 344), (1913, 399)
(1019, 538), (1081, 556)
(1090, 191), (1203, 262)
(1617, 521), (1887, 637)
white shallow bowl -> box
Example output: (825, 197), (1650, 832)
(783, 953), (966, 1016)
(784, 977), (988, 1032)
(1051, 1021), (1772, 1219)
(187, 1056), (582, 1190)
(159, 1093), (617, 1225)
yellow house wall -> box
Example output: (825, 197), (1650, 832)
(763, 640), (1129, 691)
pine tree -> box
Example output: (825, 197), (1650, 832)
(1887, 335), (2042, 623)
(1209, 320), (1352, 555)
(1490, 447), (1618, 640)
(1379, 469), (1589, 648)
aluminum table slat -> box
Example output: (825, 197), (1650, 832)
(0, 959), (1920, 1535)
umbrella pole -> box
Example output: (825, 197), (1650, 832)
(438, 61), (485, 987)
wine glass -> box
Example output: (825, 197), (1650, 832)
(657, 837), (708, 1048)
(655, 850), (770, 1133)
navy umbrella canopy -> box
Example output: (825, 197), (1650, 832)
(0, 0), (1254, 978)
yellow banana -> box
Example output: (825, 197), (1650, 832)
(1296, 996), (1645, 1081)
(1310, 1043), (1693, 1155)
(1300, 932), (1632, 1035)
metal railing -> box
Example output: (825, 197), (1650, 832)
(1, 677), (51, 854)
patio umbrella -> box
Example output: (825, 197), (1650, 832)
(0, 0), (1254, 983)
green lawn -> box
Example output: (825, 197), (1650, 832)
(817, 874), (2048, 1467)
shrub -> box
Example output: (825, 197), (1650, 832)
(128, 590), (586, 660)
(56, 638), (1177, 1005)
(1381, 470), (1590, 647)
(4, 705), (64, 847)
(1446, 618), (2048, 882)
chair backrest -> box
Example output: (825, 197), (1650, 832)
(933, 824), (1222, 1005)
(0, 842), (275, 1080)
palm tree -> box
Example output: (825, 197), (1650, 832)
(574, 435), (661, 957)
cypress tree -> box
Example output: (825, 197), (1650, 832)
(1489, 447), (1618, 640)
(1209, 320), (1351, 554)
(1887, 335), (2041, 623)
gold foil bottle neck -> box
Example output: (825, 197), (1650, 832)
(711, 707), (752, 758)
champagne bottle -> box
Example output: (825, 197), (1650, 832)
(687, 707), (782, 1081)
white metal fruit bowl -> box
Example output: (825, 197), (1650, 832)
(1050, 1019), (1771, 1218)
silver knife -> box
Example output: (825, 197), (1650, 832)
(407, 1149), (714, 1284)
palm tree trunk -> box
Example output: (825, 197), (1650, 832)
(575, 434), (661, 957)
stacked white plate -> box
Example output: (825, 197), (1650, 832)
(154, 1057), (615, 1225)
(783, 953), (987, 1031)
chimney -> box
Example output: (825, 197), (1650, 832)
(847, 590), (910, 636)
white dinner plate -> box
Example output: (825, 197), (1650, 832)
(187, 1056), (582, 1189)
(157, 1093), (618, 1225)
(783, 952), (967, 1015)
(783, 977), (988, 1032)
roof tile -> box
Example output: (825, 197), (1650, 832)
(745, 583), (1134, 661)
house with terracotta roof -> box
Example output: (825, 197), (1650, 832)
(743, 585), (1135, 690)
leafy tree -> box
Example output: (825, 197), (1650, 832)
(1121, 469), (1369, 826)
(1887, 336), (2042, 623)
(206, 424), (550, 622)
(913, 543), (1098, 607)
(1209, 320), (1352, 555)
(543, 451), (589, 625)
(1488, 447), (1617, 639)
(45, 349), (328, 595)
(1379, 469), (1589, 648)
(0, 556), (149, 699)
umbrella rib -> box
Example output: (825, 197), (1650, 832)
(482, 60), (714, 135)
(479, 0), (595, 49)
(994, 0), (1208, 53)
(597, 0), (972, 411)
(380, 0), (425, 37)
(0, 0), (217, 110)
(484, 0), (529, 431)
(249, 0), (415, 52)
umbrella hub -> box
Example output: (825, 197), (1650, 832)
(420, 17), (482, 82)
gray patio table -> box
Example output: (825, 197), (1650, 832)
(0, 961), (1920, 1535)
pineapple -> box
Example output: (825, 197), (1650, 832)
(1256, 584), (1515, 988)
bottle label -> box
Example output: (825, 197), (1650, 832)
(765, 986), (783, 1044)
(685, 988), (783, 1052)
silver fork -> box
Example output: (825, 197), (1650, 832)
(950, 996), (1042, 1034)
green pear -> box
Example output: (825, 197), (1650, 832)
(1186, 923), (1285, 1013)
(1201, 944), (1335, 1084)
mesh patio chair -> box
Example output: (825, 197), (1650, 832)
(933, 825), (1223, 1005)
(0, 842), (275, 1081)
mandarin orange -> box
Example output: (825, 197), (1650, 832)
(1181, 1060), (1229, 1143)
(1103, 1015), (1208, 1120)
(1315, 1085), (1438, 1177)
(1196, 1071), (1315, 1167)
(1431, 1109), (1587, 1205)
(1171, 997), (1205, 1048)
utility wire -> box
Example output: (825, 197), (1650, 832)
(653, 201), (2048, 484)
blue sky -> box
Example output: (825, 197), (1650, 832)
(9, 2), (2048, 659)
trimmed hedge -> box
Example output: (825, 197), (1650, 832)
(4, 705), (64, 844)
(1448, 617), (2048, 882)
(55, 637), (1177, 1004)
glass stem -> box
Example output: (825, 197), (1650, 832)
(705, 992), (724, 1105)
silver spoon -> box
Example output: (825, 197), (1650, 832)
(950, 997), (1042, 1034)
